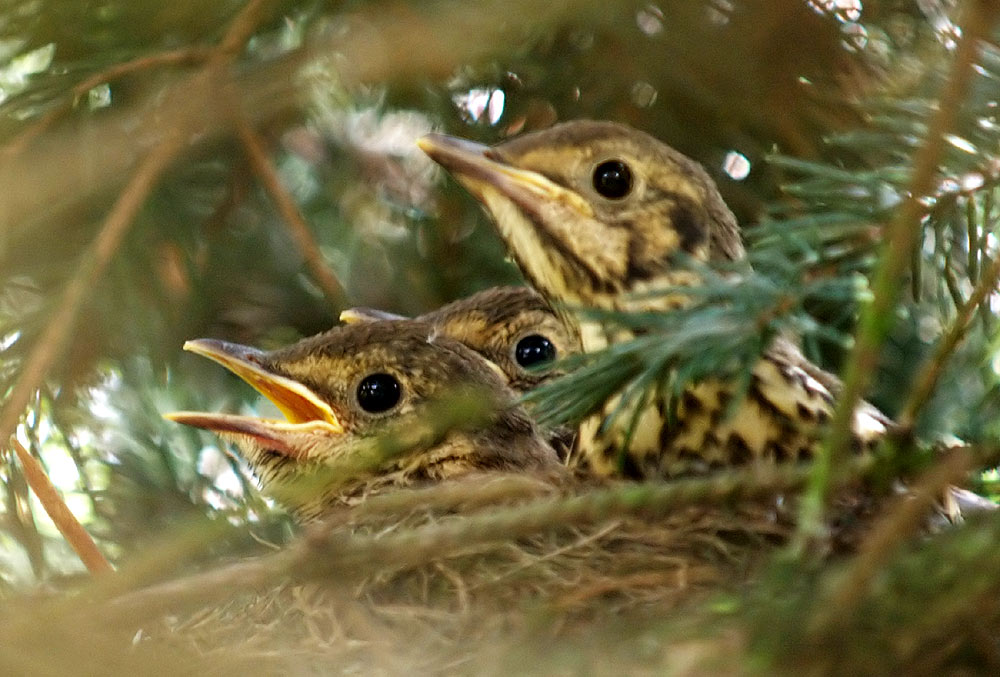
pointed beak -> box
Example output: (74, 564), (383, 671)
(163, 338), (343, 456)
(339, 307), (408, 325)
(416, 133), (592, 217)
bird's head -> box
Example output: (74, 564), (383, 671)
(418, 286), (581, 393)
(341, 286), (581, 393)
(165, 320), (559, 518)
(418, 120), (744, 308)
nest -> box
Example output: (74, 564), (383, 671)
(111, 473), (791, 674)
(7, 465), (999, 675)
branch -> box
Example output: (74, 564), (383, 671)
(796, 0), (1000, 550)
(1, 47), (211, 159)
(9, 439), (113, 575)
(898, 251), (1000, 429)
(0, 0), (277, 579)
(235, 116), (347, 309)
(810, 447), (974, 636)
(0, 130), (185, 463)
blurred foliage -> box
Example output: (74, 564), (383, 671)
(0, 2), (999, 664)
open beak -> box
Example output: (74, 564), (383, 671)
(163, 338), (343, 458)
(416, 134), (593, 218)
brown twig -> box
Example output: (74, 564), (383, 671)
(1, 47), (212, 159)
(217, 0), (273, 55)
(10, 439), (113, 575)
(797, 0), (1000, 548)
(0, 130), (185, 465)
(235, 115), (347, 309)
(0, 131), (184, 570)
(0, 0), (277, 578)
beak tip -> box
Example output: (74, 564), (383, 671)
(417, 133), (492, 160)
(416, 134), (444, 157)
(163, 411), (199, 427)
(182, 338), (219, 356)
(339, 309), (362, 324)
(415, 135), (432, 150)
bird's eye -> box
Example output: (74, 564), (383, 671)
(592, 160), (633, 199)
(356, 373), (402, 413)
(515, 334), (557, 369)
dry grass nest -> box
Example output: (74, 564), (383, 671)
(7, 465), (1000, 675)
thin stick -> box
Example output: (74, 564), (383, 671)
(898, 251), (1000, 428)
(0, 0), (276, 578)
(235, 116), (346, 309)
(1, 47), (211, 158)
(10, 439), (113, 575)
(810, 448), (973, 636)
(0, 131), (185, 465)
(797, 0), (1000, 549)
(216, 0), (273, 55)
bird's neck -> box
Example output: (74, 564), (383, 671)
(546, 268), (705, 353)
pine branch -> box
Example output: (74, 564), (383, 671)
(0, 0), (278, 578)
(796, 0), (1000, 551)
(524, 259), (853, 430)
(0, 46), (212, 159)
(899, 250), (1000, 429)
(9, 438), (113, 575)
(234, 114), (347, 309)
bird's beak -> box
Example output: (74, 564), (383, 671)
(164, 338), (344, 457)
(339, 307), (409, 324)
(416, 133), (593, 218)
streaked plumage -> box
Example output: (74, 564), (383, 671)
(341, 286), (581, 460)
(165, 320), (561, 520)
(419, 121), (892, 478)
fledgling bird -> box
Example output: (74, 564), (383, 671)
(341, 286), (582, 460)
(165, 320), (562, 520)
(418, 121), (893, 479)
(341, 286), (581, 393)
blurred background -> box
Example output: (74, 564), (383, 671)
(2, 0), (999, 587)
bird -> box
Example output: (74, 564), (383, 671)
(340, 286), (581, 395)
(164, 320), (562, 520)
(417, 121), (894, 480)
(340, 286), (582, 461)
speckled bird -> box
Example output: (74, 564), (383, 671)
(341, 286), (581, 394)
(165, 320), (561, 520)
(341, 286), (582, 460)
(419, 121), (894, 479)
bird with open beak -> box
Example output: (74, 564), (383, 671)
(165, 320), (561, 520)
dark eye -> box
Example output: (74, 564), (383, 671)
(356, 373), (401, 413)
(515, 334), (557, 369)
(592, 160), (633, 199)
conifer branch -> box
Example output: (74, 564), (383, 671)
(811, 447), (973, 636)
(0, 47), (212, 159)
(9, 438), (113, 575)
(235, 115), (347, 310)
(796, 0), (1000, 550)
(0, 130), (185, 466)
(0, 0), (277, 578)
(899, 251), (1000, 429)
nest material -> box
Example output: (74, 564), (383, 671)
(7, 468), (995, 675)
(146, 474), (793, 674)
